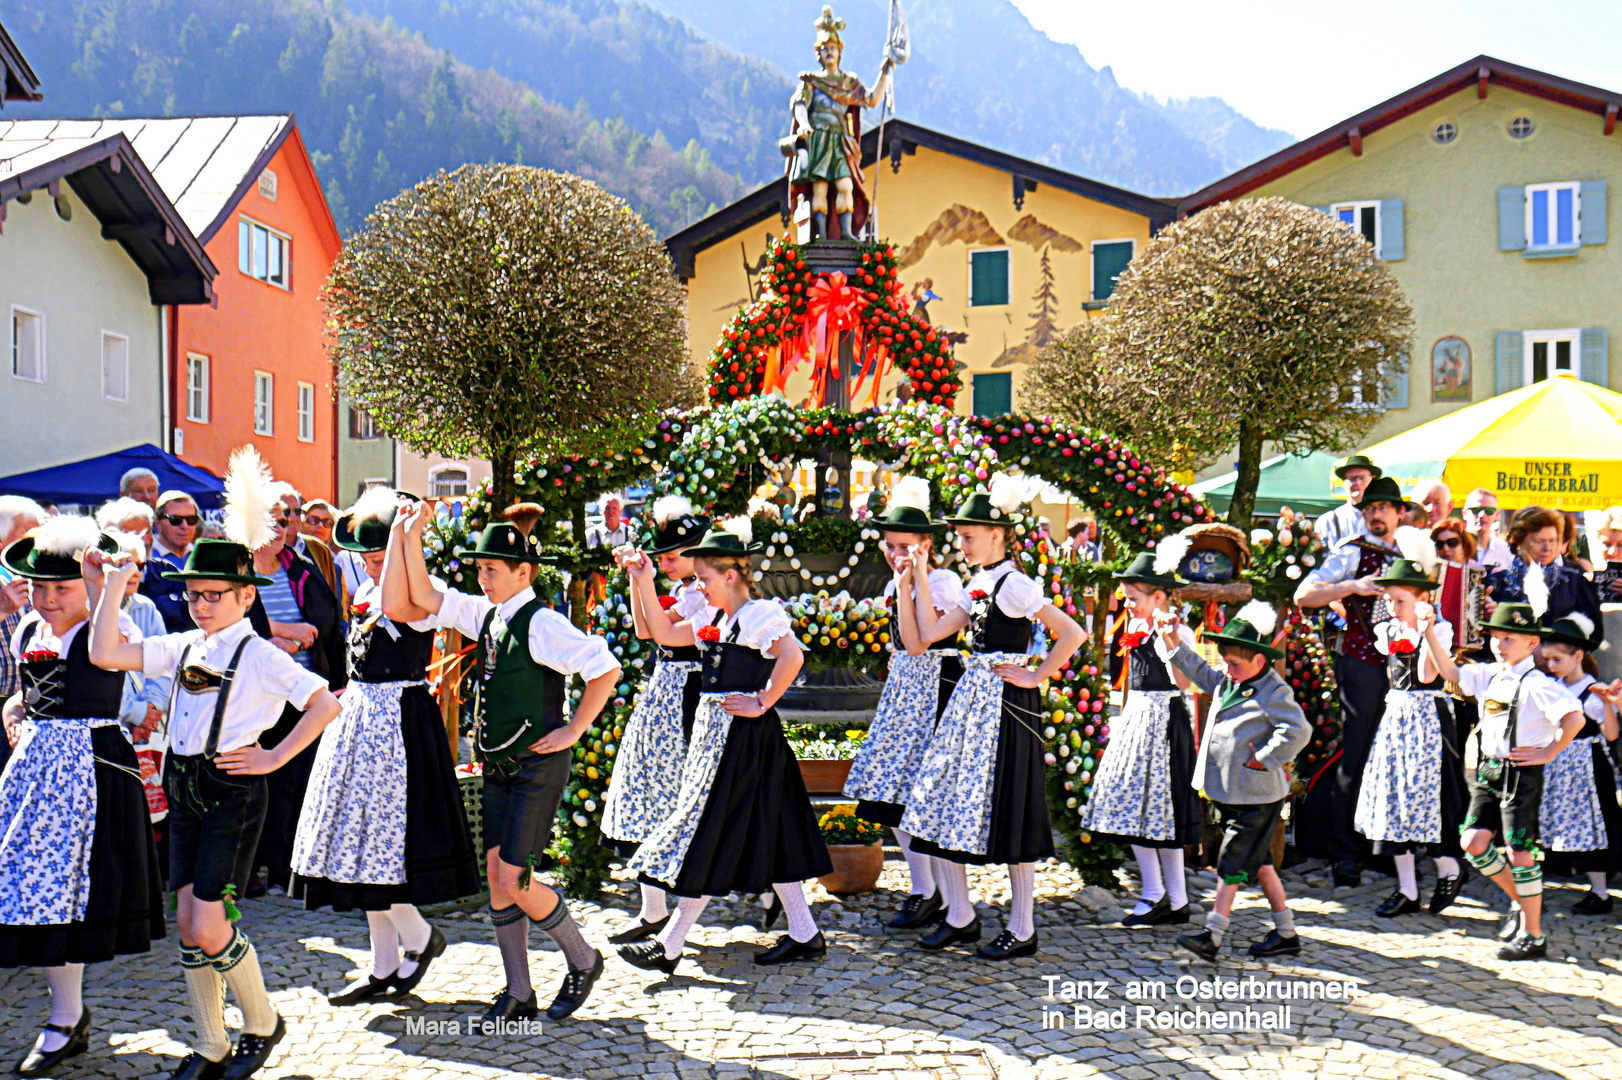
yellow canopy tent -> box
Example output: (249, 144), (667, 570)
(1351, 373), (1622, 511)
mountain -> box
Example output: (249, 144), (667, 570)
(1, 0), (747, 234)
(641, 0), (1295, 196)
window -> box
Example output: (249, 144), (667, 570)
(349, 407), (379, 440)
(1091, 240), (1135, 301)
(253, 371), (274, 435)
(428, 466), (469, 498)
(11, 306), (43, 382)
(257, 169), (278, 201)
(971, 372), (1012, 417)
(238, 216), (290, 289)
(1508, 115), (1536, 139)
(101, 332), (129, 401)
(1431, 121), (1458, 144)
(186, 354), (210, 422)
(297, 382), (315, 442)
(1524, 329), (1580, 383)
(969, 248), (1009, 307)
(1525, 182), (1580, 251)
(1332, 201), (1381, 250)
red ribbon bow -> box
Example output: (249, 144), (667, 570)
(1388, 636), (1418, 655)
(696, 625), (722, 642)
(657, 595), (679, 611)
(351, 601), (371, 615)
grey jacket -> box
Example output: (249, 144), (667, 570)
(1168, 643), (1312, 805)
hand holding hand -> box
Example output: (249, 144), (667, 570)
(1152, 609), (1182, 647)
(400, 502), (429, 538)
(215, 743), (280, 775)
(271, 636), (301, 655)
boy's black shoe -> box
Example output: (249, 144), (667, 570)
(168, 1054), (228, 1080)
(1248, 930), (1302, 958)
(607, 915), (670, 944)
(1176, 930), (1220, 962)
(1331, 861), (1362, 887)
(617, 940), (680, 975)
(887, 891), (944, 929)
(480, 989), (539, 1024)
(221, 1014), (285, 1080)
(546, 951), (603, 1021)
(1497, 933), (1547, 961)
(1572, 891), (1613, 915)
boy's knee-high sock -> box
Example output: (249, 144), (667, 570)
(180, 945), (231, 1062)
(1204, 911), (1231, 946)
(1159, 848), (1189, 908)
(365, 911), (399, 979)
(891, 828), (938, 898)
(489, 904), (531, 998)
(534, 896), (600, 972)
(207, 930), (278, 1037)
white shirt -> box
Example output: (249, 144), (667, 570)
(586, 524), (630, 550)
(1477, 535), (1513, 572)
(141, 617), (328, 755)
(882, 568), (971, 615)
(1315, 502), (1365, 549)
(1457, 655), (1581, 759)
(714, 598), (793, 657)
(967, 560), (1048, 619)
(1562, 673), (1608, 729)
(12, 611), (139, 665)
(437, 586), (619, 681)
(351, 577), (441, 635)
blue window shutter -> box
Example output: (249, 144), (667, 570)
(1581, 180), (1607, 244)
(1378, 200), (1405, 260)
(1383, 355), (1410, 408)
(1495, 331), (1524, 394)
(1498, 187), (1525, 251)
(1581, 328), (1609, 387)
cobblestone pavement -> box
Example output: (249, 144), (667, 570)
(2, 856), (1620, 1079)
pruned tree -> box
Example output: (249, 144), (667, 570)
(1018, 318), (1140, 439)
(1084, 197), (1414, 528)
(327, 164), (700, 508)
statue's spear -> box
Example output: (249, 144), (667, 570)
(867, 0), (910, 240)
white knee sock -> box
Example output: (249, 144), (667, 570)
(1131, 845), (1165, 914)
(637, 884), (669, 924)
(209, 930), (278, 1037)
(657, 896), (709, 959)
(1394, 853), (1419, 900)
(180, 946), (230, 1063)
(1006, 863), (1036, 941)
(1159, 848), (1189, 908)
(1434, 856), (1461, 880)
(1589, 871), (1611, 900)
(772, 882), (820, 943)
(390, 904), (433, 978)
(365, 911), (400, 978)
(891, 828), (938, 898)
(935, 859), (976, 928)
(38, 964), (84, 1051)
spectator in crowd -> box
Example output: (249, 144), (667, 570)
(0, 496), (46, 707)
(302, 498), (361, 606)
(1561, 511), (1591, 571)
(1315, 455), (1381, 548)
(35, 499), (57, 517)
(1412, 478), (1454, 528)
(1063, 518), (1102, 562)
(586, 496), (630, 550)
(1463, 489), (1514, 571)
(1431, 519), (1477, 567)
(119, 466), (160, 507)
(140, 490), (200, 632)
(1486, 506), (1603, 649)
(272, 483), (338, 597)
(1590, 506), (1622, 599)
(95, 496), (155, 549)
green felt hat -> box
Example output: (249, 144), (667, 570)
(1, 528), (120, 582)
(871, 504), (946, 534)
(1482, 603), (1548, 637)
(454, 522), (550, 564)
(944, 491), (1023, 527)
(1354, 476), (1410, 510)
(159, 538), (274, 586)
(681, 526), (763, 557)
(1542, 612), (1596, 649)
(1336, 454), (1384, 480)
(1204, 605), (1285, 661)
(1114, 551), (1187, 591)
(1374, 558), (1437, 591)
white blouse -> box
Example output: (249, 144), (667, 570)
(1373, 616), (1453, 656)
(882, 568), (970, 615)
(668, 578), (710, 622)
(1565, 674), (1609, 726)
(351, 576), (443, 634)
(1126, 617), (1196, 662)
(718, 598), (793, 657)
(967, 560), (1048, 619)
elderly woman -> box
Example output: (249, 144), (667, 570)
(1486, 506), (1603, 649)
(95, 498), (154, 551)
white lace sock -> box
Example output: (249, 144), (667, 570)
(772, 882), (820, 943)
(1434, 856), (1462, 880)
(891, 828), (938, 898)
(1006, 863), (1036, 941)
(657, 896), (709, 959)
(391, 904), (433, 978)
(1589, 871), (1611, 900)
(1130, 845), (1165, 914)
(365, 911), (399, 978)
(638, 884), (669, 924)
(935, 859), (976, 928)
(1159, 848), (1189, 908)
(1394, 853), (1419, 900)
(38, 965), (83, 1052)
(180, 947), (230, 1063)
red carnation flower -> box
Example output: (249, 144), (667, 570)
(657, 595), (679, 611)
(1118, 631), (1150, 649)
(22, 649), (58, 663)
(696, 625), (722, 642)
(969, 589), (989, 602)
(351, 601), (371, 615)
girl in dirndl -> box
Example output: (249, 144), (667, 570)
(603, 495), (711, 943)
(291, 489), (480, 1005)
(0, 517), (163, 1076)
(900, 476), (1086, 961)
(619, 517), (832, 975)
(842, 477), (967, 931)
(1078, 545), (1202, 928)
(1353, 560), (1470, 918)
(1534, 613), (1622, 915)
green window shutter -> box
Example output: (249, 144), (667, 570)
(969, 249), (1009, 306)
(1378, 200), (1404, 260)
(1581, 180), (1607, 244)
(1581, 328), (1609, 386)
(1091, 241), (1134, 301)
(1383, 355), (1410, 408)
(972, 372), (1012, 416)
(1495, 331), (1524, 394)
(1498, 187), (1526, 251)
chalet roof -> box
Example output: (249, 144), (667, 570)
(0, 21), (42, 104)
(1181, 55), (1622, 213)
(664, 118), (1179, 278)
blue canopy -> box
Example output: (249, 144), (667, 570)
(0, 444), (225, 509)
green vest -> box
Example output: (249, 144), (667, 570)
(473, 596), (565, 763)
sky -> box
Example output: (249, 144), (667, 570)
(1010, 0), (1622, 139)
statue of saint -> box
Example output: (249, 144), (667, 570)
(785, 6), (892, 242)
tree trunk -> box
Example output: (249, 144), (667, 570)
(572, 501), (587, 548)
(1228, 418), (1267, 531)
(489, 448), (516, 512)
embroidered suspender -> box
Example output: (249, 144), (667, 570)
(167, 636), (254, 759)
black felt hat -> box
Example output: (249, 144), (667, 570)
(1354, 476), (1409, 510)
(1542, 612), (1596, 649)
(454, 522), (550, 563)
(1374, 558), (1437, 591)
(872, 504), (946, 534)
(333, 489), (420, 553)
(1, 527), (120, 582)
(1336, 454), (1384, 480)
(158, 538), (274, 586)
(648, 513), (711, 555)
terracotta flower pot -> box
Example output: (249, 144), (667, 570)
(798, 758), (854, 794)
(818, 842), (884, 894)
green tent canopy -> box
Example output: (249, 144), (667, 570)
(1191, 451), (1347, 517)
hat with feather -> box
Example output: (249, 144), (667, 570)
(1204, 600), (1285, 661)
(872, 476), (946, 533)
(334, 486), (411, 553)
(647, 495), (710, 554)
(1, 515), (119, 581)
(945, 473), (1038, 527)
(1116, 535), (1190, 590)
(1542, 611), (1596, 650)
(161, 447), (276, 585)
(681, 514), (763, 557)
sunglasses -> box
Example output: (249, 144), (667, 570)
(160, 514), (200, 526)
(184, 588), (240, 605)
(306, 516), (334, 528)
(1435, 537), (1462, 550)
(1463, 506), (1498, 517)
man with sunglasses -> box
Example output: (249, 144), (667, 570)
(143, 492), (201, 632)
(1464, 489), (1513, 571)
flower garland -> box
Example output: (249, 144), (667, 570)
(1283, 609), (1341, 793)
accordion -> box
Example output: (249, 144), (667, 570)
(1438, 560), (1488, 651)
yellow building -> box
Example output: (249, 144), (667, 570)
(666, 120), (1175, 416)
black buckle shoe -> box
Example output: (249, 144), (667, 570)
(546, 950), (603, 1021)
(617, 939), (680, 975)
(1248, 929), (1302, 957)
(168, 1052), (228, 1080)
(1374, 889), (1422, 918)
(1572, 891), (1614, 915)
(1497, 932), (1548, 961)
(1497, 906), (1523, 941)
(389, 926), (447, 996)
(221, 1014), (285, 1080)
(327, 973), (397, 1006)
(918, 916), (982, 951)
(975, 929), (1038, 960)
(1427, 866), (1471, 914)
(480, 989), (539, 1025)
(755, 931), (826, 965)
(1120, 896), (1170, 927)
(1331, 861), (1362, 888)
(887, 891), (945, 930)
(1176, 930), (1220, 963)
(608, 914), (670, 944)
(17, 1006), (90, 1077)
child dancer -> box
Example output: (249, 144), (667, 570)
(842, 477), (968, 930)
(88, 446), (342, 1080)
(1424, 600), (1584, 960)
(619, 518), (832, 973)
(1353, 559), (1470, 917)
(394, 501), (619, 1023)
(1533, 613), (1622, 915)
(602, 495), (710, 943)
(900, 477), (1085, 960)
(0, 519), (163, 1077)
(1157, 603), (1312, 962)
(291, 489), (479, 1005)
(1079, 545), (1201, 927)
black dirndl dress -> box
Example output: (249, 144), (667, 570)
(1540, 685), (1622, 877)
(291, 610), (480, 911)
(601, 636), (705, 859)
(0, 619), (163, 966)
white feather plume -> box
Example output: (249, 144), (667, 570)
(1235, 600), (1278, 638)
(107, 529), (148, 561)
(720, 514), (753, 546)
(1560, 611), (1595, 640)
(346, 485), (398, 525)
(1394, 525), (1440, 578)
(653, 494), (696, 527)
(1152, 535), (1191, 576)
(987, 472), (1024, 514)
(31, 515), (103, 558)
(890, 476), (932, 515)
(223, 445), (278, 551)
(1522, 559), (1549, 619)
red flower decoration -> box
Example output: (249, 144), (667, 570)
(1118, 631), (1150, 649)
(351, 601), (371, 615)
(21, 649), (57, 663)
(657, 595), (679, 611)
(1388, 637), (1418, 655)
(696, 625), (722, 642)
(969, 589), (989, 602)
